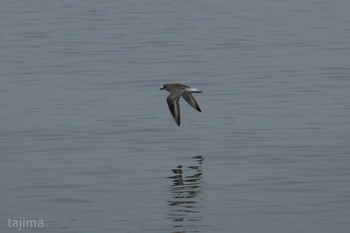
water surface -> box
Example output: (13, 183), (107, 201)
(1, 1), (350, 232)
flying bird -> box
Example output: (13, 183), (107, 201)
(160, 83), (202, 126)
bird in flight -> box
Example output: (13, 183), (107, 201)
(160, 83), (202, 126)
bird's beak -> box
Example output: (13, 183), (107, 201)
(160, 87), (164, 90)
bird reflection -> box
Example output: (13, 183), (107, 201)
(167, 155), (205, 233)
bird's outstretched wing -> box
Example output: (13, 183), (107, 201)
(182, 92), (201, 112)
(167, 90), (183, 126)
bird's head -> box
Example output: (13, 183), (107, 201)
(160, 84), (169, 91)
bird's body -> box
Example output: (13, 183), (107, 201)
(160, 83), (202, 126)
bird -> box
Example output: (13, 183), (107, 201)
(160, 83), (202, 126)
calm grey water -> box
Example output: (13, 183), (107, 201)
(1, 0), (350, 232)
